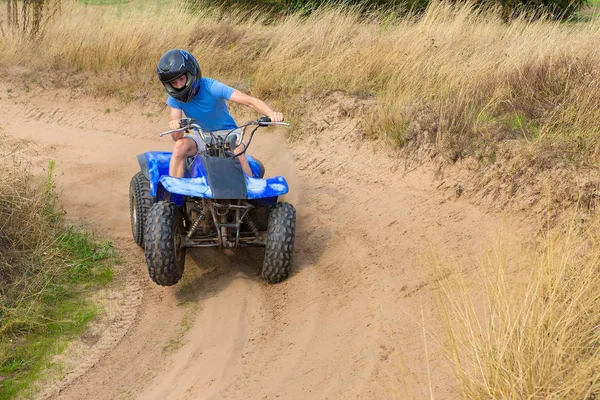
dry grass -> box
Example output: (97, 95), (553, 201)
(0, 138), (115, 399)
(1, 1), (599, 163)
(0, 144), (61, 305)
(436, 215), (600, 398)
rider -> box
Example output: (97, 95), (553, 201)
(156, 49), (284, 178)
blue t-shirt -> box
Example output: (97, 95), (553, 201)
(166, 77), (237, 132)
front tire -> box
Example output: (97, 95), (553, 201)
(262, 202), (296, 284)
(145, 201), (186, 286)
(129, 171), (153, 248)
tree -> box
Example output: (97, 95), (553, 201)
(6, 0), (62, 37)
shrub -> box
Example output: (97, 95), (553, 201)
(0, 149), (115, 399)
(188, 0), (431, 15)
(492, 0), (587, 20)
(187, 0), (586, 18)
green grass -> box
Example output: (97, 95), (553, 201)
(571, 0), (600, 21)
(0, 228), (117, 400)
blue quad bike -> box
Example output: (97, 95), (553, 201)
(129, 117), (296, 286)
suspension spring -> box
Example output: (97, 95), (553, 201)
(243, 214), (259, 236)
(187, 209), (206, 238)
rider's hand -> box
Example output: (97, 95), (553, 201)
(169, 120), (181, 130)
(269, 112), (284, 122)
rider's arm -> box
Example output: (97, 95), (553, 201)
(229, 90), (284, 122)
(169, 107), (184, 141)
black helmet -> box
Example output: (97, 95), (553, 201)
(157, 49), (201, 102)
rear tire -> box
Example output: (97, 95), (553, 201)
(262, 202), (296, 284)
(129, 171), (153, 248)
(145, 201), (186, 286)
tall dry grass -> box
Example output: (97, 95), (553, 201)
(436, 216), (600, 398)
(1, 1), (600, 163)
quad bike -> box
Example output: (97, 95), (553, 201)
(129, 117), (296, 286)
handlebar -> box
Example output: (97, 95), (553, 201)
(159, 116), (290, 138)
(244, 116), (291, 128)
(158, 116), (290, 157)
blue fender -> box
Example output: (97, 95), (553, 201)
(247, 155), (265, 179)
(158, 174), (288, 199)
(138, 152), (288, 200)
(137, 152), (171, 197)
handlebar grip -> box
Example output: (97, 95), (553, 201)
(258, 116), (271, 124)
(180, 118), (194, 128)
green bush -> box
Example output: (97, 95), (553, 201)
(188, 0), (586, 19)
(493, 0), (587, 19)
(188, 0), (430, 15)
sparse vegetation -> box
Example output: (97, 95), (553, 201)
(0, 148), (116, 399)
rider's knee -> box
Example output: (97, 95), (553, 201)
(173, 139), (195, 159)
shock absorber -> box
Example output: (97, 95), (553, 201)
(243, 214), (259, 236)
(187, 209), (206, 238)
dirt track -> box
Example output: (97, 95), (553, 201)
(1, 87), (529, 399)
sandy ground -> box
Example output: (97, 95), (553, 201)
(0, 85), (532, 399)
